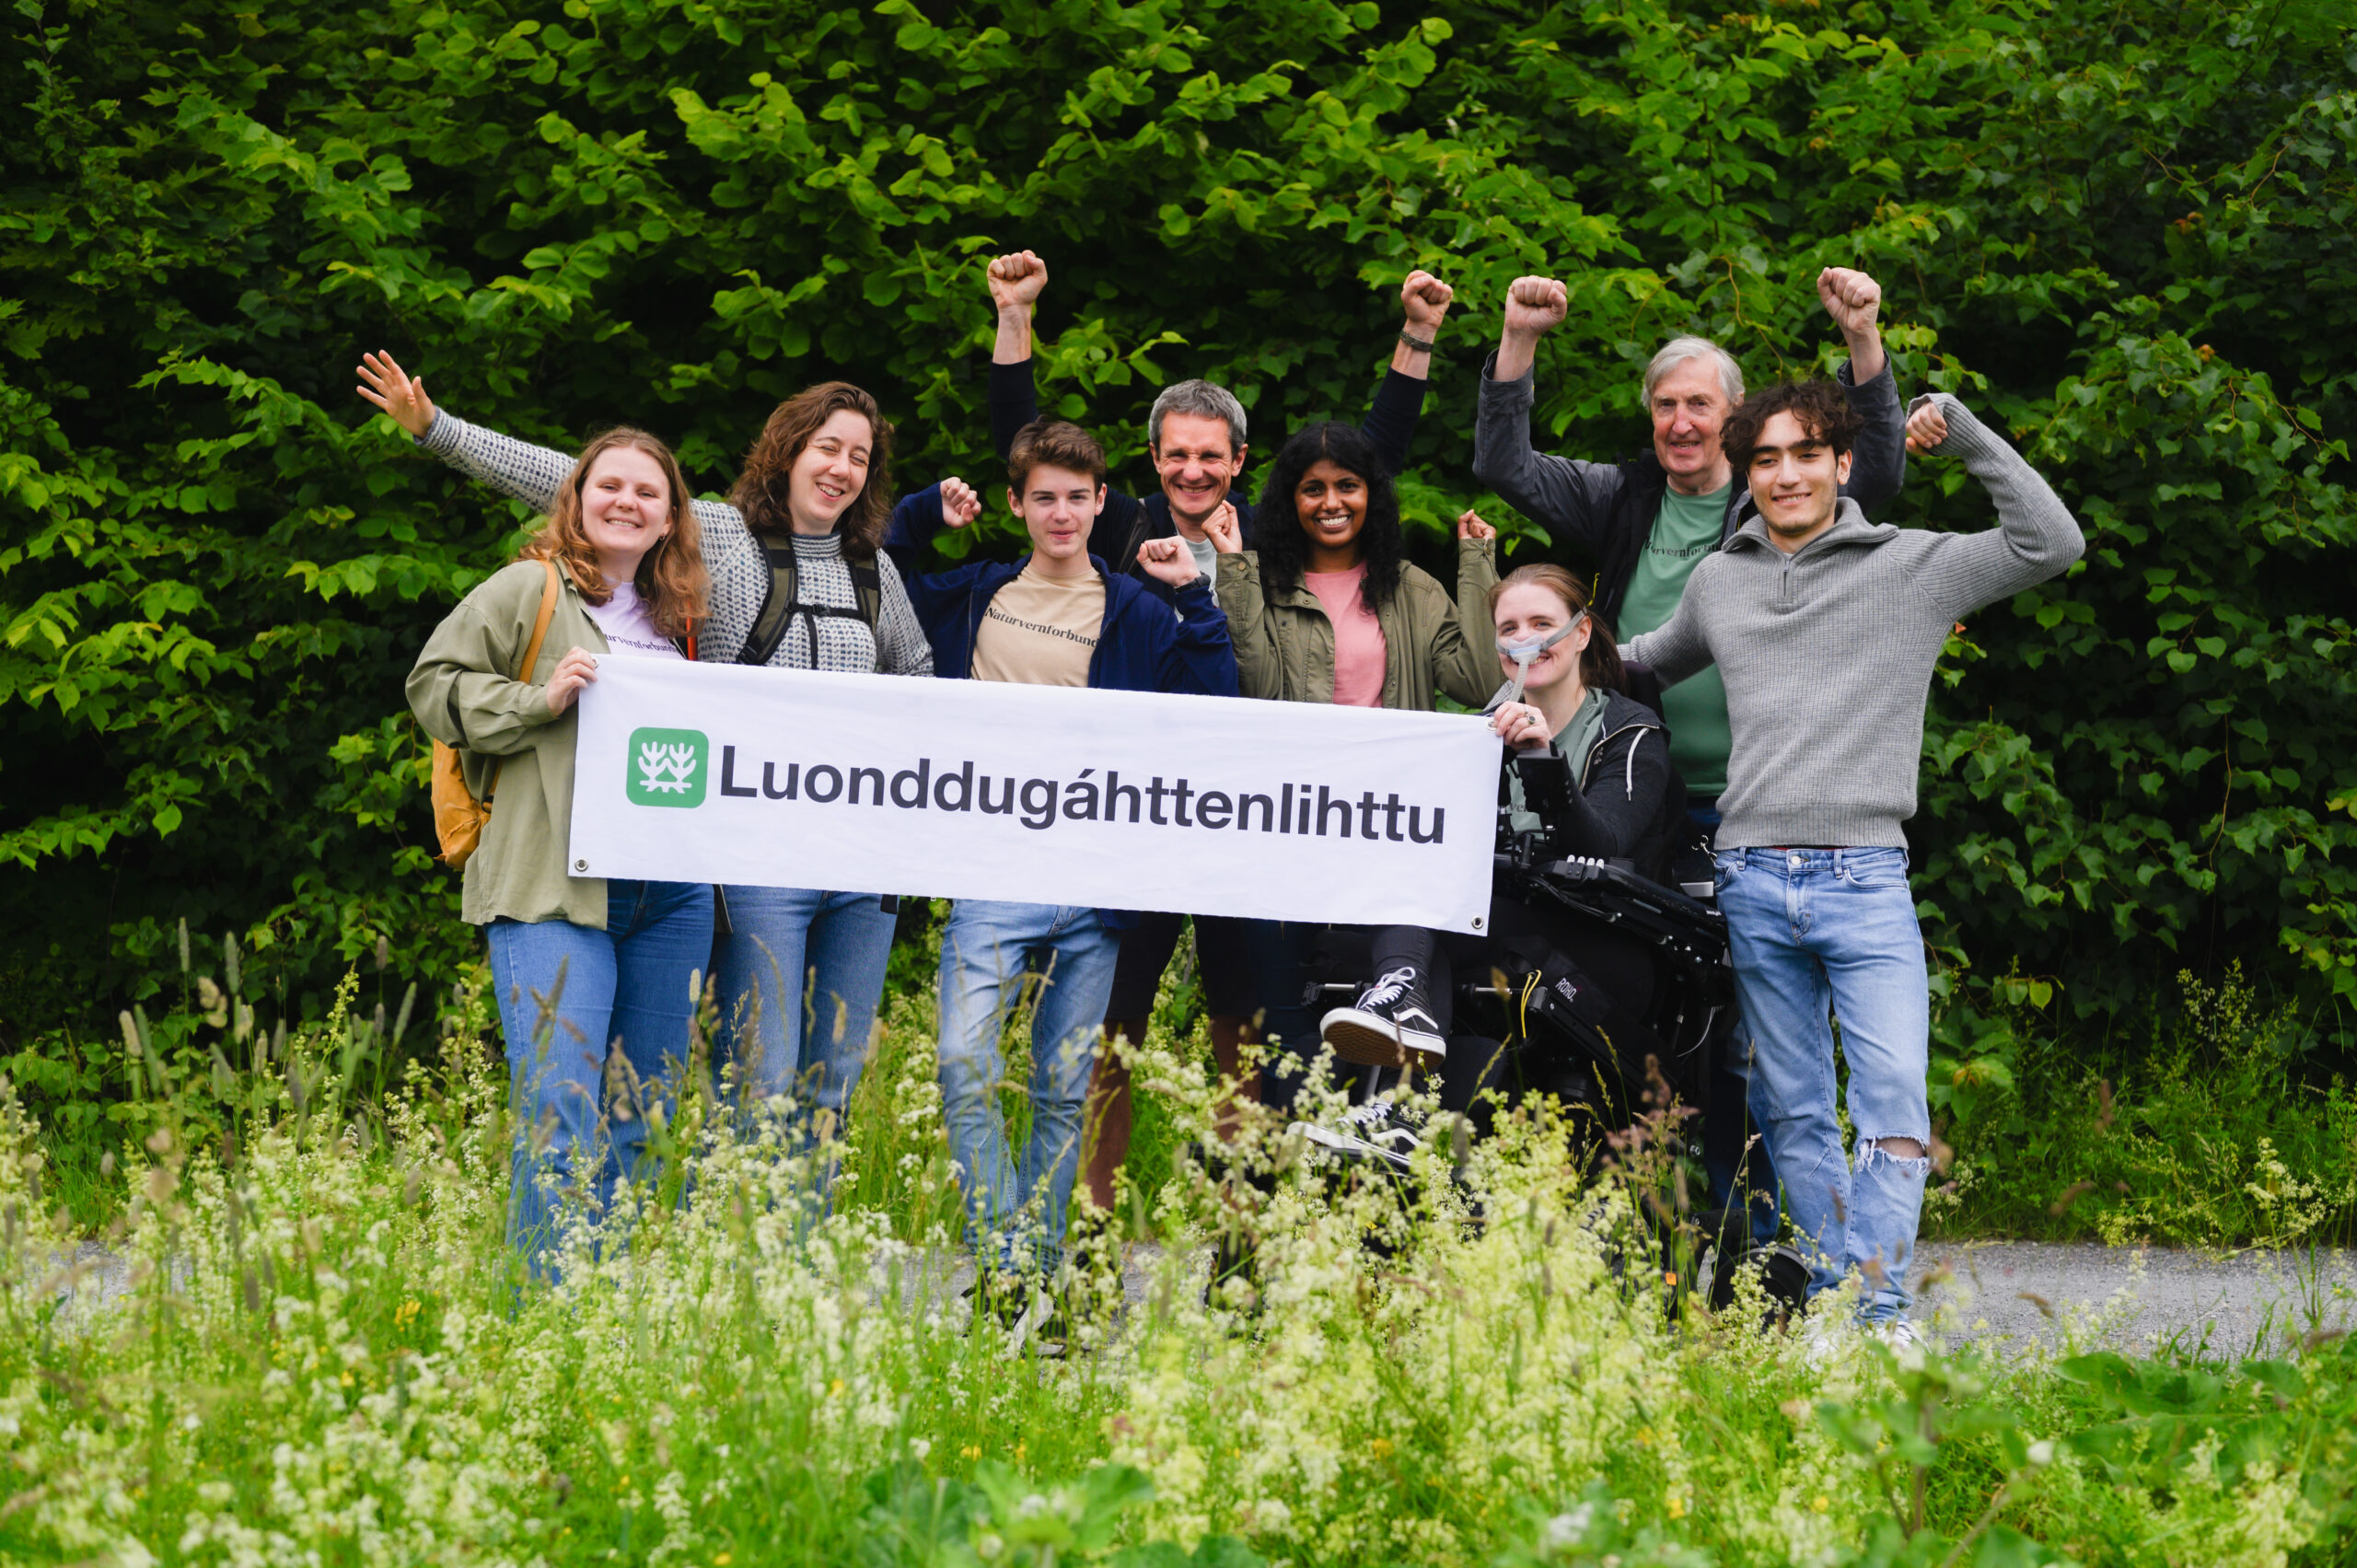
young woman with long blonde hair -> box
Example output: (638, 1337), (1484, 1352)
(407, 427), (711, 1274)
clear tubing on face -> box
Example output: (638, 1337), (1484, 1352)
(1498, 610), (1586, 704)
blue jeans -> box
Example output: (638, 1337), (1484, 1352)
(935, 900), (1120, 1274)
(1714, 848), (1930, 1322)
(714, 886), (896, 1128)
(486, 880), (714, 1279)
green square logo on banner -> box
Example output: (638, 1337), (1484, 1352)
(625, 727), (709, 808)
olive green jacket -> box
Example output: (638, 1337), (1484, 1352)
(406, 560), (613, 928)
(1213, 536), (1501, 710)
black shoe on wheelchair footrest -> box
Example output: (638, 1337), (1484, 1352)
(1320, 967), (1446, 1068)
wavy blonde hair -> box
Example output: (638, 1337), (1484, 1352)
(519, 426), (708, 637)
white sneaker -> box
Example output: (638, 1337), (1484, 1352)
(1291, 1096), (1427, 1176)
(1798, 1307), (1852, 1366)
(1321, 969), (1446, 1067)
(1866, 1318), (1924, 1353)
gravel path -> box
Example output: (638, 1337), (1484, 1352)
(47, 1237), (2357, 1359)
(1908, 1237), (2357, 1356)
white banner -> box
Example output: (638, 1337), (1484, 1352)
(568, 658), (1501, 932)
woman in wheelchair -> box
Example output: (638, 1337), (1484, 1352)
(1316, 563), (1689, 1128)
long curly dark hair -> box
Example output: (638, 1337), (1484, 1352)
(728, 381), (893, 556)
(1253, 422), (1405, 608)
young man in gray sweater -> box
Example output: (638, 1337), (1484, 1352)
(1625, 380), (2083, 1335)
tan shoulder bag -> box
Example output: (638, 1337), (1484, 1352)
(430, 559), (563, 868)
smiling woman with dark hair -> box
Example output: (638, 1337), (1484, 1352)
(1202, 419), (1504, 1130)
(1205, 420), (1497, 712)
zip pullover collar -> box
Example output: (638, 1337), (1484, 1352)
(1723, 496), (1893, 562)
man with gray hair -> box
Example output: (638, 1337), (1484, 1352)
(983, 250), (1456, 592)
(1472, 268), (1907, 1242)
(975, 250), (1458, 1241)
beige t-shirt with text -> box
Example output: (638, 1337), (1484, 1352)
(970, 563), (1105, 686)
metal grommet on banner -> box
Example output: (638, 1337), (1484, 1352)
(1471, 916), (1484, 930)
(575, 859), (588, 873)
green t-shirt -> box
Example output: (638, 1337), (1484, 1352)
(1616, 482), (1733, 796)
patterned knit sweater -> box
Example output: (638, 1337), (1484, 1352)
(416, 412), (935, 677)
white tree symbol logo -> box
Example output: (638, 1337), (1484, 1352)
(636, 740), (700, 794)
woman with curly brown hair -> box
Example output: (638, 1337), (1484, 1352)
(407, 427), (711, 1275)
(362, 357), (932, 1173)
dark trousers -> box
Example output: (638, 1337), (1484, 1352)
(1690, 799), (1780, 1245)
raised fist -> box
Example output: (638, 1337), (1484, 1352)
(987, 250), (1048, 314)
(1401, 270), (1454, 334)
(1134, 535), (1202, 588)
(1817, 267), (1882, 342)
(1903, 399), (1950, 455)
(1202, 500), (1244, 555)
(1503, 276), (1569, 339)
(939, 476), (982, 528)
(1456, 508), (1495, 540)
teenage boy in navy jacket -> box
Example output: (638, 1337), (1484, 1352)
(976, 250), (1458, 1214)
(883, 420), (1236, 1332)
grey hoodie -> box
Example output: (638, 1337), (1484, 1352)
(1625, 394), (2083, 850)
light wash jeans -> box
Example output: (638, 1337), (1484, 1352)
(935, 900), (1120, 1275)
(486, 880), (714, 1280)
(1714, 847), (1930, 1322)
(714, 886), (897, 1129)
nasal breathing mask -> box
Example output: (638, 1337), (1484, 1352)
(1498, 611), (1587, 704)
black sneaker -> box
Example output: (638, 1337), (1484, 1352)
(1320, 968), (1446, 1067)
(1291, 1095), (1427, 1176)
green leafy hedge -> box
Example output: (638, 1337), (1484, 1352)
(3, 0), (2352, 1108)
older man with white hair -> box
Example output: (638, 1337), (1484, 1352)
(1472, 269), (1908, 1243)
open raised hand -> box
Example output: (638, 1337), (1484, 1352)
(939, 476), (982, 528)
(356, 350), (436, 437)
(987, 250), (1048, 314)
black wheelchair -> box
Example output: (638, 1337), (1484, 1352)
(1286, 746), (1806, 1317)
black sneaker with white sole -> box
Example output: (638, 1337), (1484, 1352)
(1320, 968), (1446, 1068)
(1291, 1095), (1428, 1177)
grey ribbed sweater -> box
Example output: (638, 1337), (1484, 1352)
(1625, 393), (2083, 850)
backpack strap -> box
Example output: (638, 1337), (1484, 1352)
(739, 536), (884, 668)
(483, 559), (563, 807)
(848, 552), (882, 630)
(737, 537), (798, 667)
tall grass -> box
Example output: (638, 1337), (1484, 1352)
(1929, 968), (2357, 1248)
(8, 955), (2357, 1564)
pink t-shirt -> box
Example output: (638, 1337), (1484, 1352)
(1303, 564), (1386, 708)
